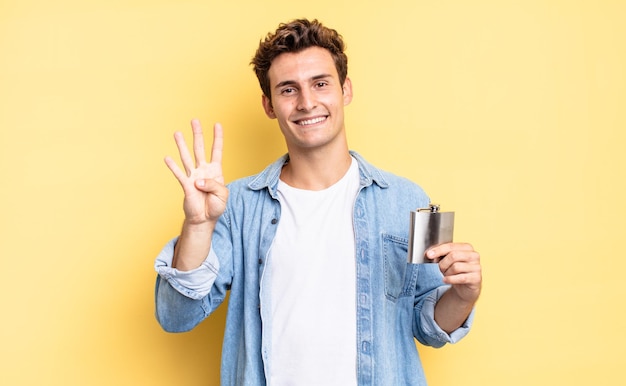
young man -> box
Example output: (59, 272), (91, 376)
(155, 19), (482, 385)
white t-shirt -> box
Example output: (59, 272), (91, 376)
(267, 157), (360, 386)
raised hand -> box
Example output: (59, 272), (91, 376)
(164, 119), (229, 270)
(165, 119), (229, 225)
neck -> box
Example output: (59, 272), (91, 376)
(281, 147), (353, 191)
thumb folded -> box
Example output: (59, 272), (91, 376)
(195, 178), (223, 192)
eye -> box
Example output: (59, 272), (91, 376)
(315, 81), (329, 88)
(281, 87), (297, 95)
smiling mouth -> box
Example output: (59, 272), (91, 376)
(295, 116), (327, 126)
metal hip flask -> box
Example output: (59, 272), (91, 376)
(407, 204), (455, 264)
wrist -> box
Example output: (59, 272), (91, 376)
(448, 284), (481, 306)
(172, 220), (216, 271)
(182, 218), (216, 232)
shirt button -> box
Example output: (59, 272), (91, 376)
(258, 258), (263, 264)
(271, 218), (278, 224)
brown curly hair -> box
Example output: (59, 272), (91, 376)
(251, 19), (348, 101)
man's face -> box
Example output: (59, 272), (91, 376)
(262, 46), (353, 153)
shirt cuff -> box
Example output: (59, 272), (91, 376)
(154, 237), (219, 300)
(420, 285), (475, 344)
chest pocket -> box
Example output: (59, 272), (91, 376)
(382, 233), (418, 301)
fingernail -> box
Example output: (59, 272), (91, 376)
(196, 179), (205, 187)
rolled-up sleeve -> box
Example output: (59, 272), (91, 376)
(154, 237), (220, 300)
(418, 285), (475, 346)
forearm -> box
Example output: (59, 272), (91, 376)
(172, 220), (216, 271)
(433, 287), (475, 334)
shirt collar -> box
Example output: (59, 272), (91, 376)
(247, 150), (389, 196)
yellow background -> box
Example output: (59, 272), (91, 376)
(1, 0), (624, 385)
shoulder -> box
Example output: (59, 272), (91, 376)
(373, 169), (429, 202)
(226, 154), (288, 194)
(353, 152), (428, 196)
(377, 167), (423, 188)
(225, 175), (263, 200)
(354, 154), (430, 209)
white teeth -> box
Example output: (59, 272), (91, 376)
(298, 116), (326, 126)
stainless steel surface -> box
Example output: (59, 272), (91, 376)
(407, 204), (455, 264)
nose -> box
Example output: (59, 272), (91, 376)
(296, 88), (316, 111)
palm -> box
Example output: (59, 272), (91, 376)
(165, 120), (228, 224)
(181, 160), (224, 223)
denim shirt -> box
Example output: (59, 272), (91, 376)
(155, 151), (474, 386)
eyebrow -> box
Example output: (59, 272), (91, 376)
(274, 74), (333, 90)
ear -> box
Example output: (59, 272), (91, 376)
(342, 77), (353, 106)
(262, 95), (276, 119)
